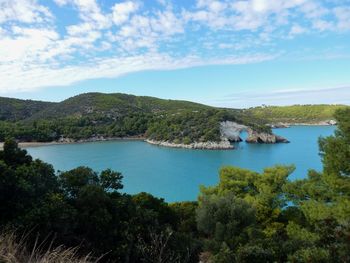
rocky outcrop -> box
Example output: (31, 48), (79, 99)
(146, 121), (290, 149)
(146, 139), (234, 150)
(220, 121), (247, 142)
(245, 129), (289, 144)
(268, 123), (290, 128)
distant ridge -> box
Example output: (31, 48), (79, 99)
(245, 104), (348, 123)
(1, 93), (347, 122)
(0, 97), (55, 121)
(0, 92), (212, 122)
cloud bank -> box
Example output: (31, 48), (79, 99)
(1, 0), (350, 93)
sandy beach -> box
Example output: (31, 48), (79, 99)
(0, 137), (146, 150)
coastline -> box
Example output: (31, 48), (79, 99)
(145, 139), (234, 150)
(0, 136), (145, 150)
(0, 122), (335, 151)
(0, 138), (234, 151)
(269, 121), (337, 128)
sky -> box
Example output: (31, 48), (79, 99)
(0, 0), (350, 108)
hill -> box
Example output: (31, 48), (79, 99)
(0, 97), (55, 121)
(29, 92), (210, 120)
(245, 104), (348, 124)
(0, 93), (224, 143)
(0, 93), (346, 144)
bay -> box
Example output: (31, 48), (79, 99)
(26, 126), (335, 202)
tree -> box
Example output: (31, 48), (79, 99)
(200, 165), (294, 229)
(100, 168), (123, 191)
(196, 193), (258, 261)
(284, 108), (350, 262)
(0, 139), (58, 226)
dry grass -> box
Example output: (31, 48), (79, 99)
(0, 231), (100, 263)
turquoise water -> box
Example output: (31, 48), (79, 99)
(26, 126), (335, 202)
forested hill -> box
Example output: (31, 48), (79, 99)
(0, 93), (347, 143)
(246, 104), (348, 123)
(0, 97), (55, 121)
(28, 92), (212, 120)
(0, 93), (224, 142)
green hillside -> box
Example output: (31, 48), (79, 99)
(0, 93), (346, 143)
(245, 104), (348, 123)
(0, 97), (55, 121)
(29, 92), (210, 120)
(0, 93), (223, 142)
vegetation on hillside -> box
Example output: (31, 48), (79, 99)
(0, 93), (211, 142)
(0, 97), (54, 122)
(0, 94), (347, 145)
(0, 108), (349, 262)
(245, 104), (348, 123)
(27, 93), (210, 121)
(0, 93), (271, 143)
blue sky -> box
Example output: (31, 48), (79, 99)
(0, 0), (350, 107)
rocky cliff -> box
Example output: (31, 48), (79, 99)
(245, 129), (289, 144)
(220, 121), (247, 142)
(220, 121), (289, 144)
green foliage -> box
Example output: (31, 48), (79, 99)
(197, 166), (295, 262)
(146, 110), (223, 143)
(169, 201), (198, 235)
(235, 244), (274, 263)
(1, 105), (349, 262)
(0, 97), (54, 121)
(0, 139), (200, 262)
(29, 92), (210, 121)
(288, 247), (331, 263)
(320, 108), (350, 178)
(246, 104), (348, 123)
(0, 93), (273, 144)
(197, 107), (350, 261)
(196, 194), (257, 254)
(201, 165), (294, 227)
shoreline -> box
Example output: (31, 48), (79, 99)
(0, 123), (335, 151)
(0, 137), (145, 150)
(269, 121), (337, 128)
(0, 138), (234, 151)
(145, 139), (234, 150)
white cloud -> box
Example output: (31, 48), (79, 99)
(0, 0), (52, 23)
(312, 19), (334, 31)
(0, 0), (349, 94)
(111, 7), (184, 52)
(55, 0), (110, 28)
(112, 1), (139, 25)
(0, 27), (59, 63)
(334, 7), (350, 31)
(289, 24), (307, 37)
(0, 52), (274, 93)
(53, 0), (69, 6)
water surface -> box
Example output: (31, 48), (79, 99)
(26, 126), (335, 202)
